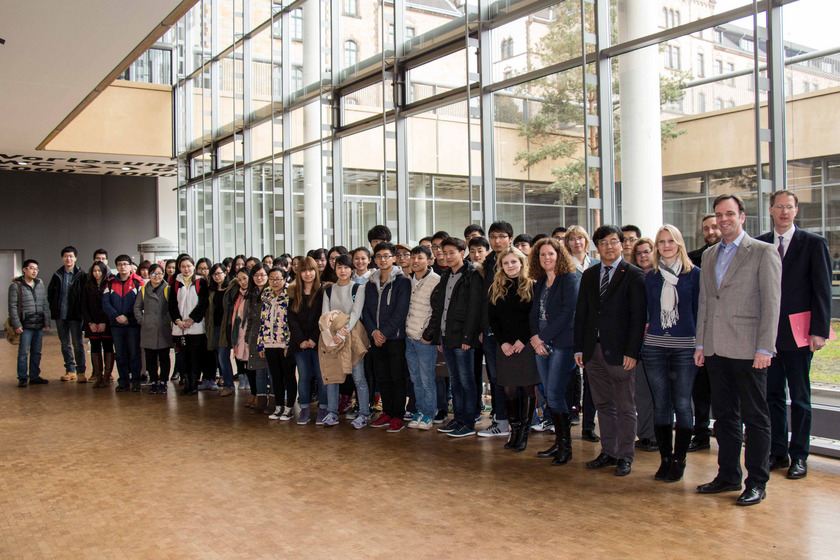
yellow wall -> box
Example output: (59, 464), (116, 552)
(46, 81), (172, 157)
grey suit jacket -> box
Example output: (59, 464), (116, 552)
(696, 233), (782, 360)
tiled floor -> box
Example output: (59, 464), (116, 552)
(2, 334), (839, 559)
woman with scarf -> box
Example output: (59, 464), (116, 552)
(641, 224), (701, 483)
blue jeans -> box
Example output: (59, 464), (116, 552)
(405, 338), (438, 418)
(327, 361), (370, 417)
(111, 326), (141, 389)
(213, 326), (235, 388)
(534, 344), (575, 415)
(295, 349), (324, 406)
(640, 345), (697, 428)
(55, 319), (85, 373)
(482, 333), (507, 421)
(442, 346), (475, 426)
(17, 328), (44, 380)
(255, 367), (269, 395)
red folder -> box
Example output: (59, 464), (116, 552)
(789, 311), (837, 348)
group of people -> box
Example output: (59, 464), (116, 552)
(9, 189), (832, 507)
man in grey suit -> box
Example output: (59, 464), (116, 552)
(694, 193), (782, 506)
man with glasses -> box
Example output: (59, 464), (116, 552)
(430, 231), (450, 276)
(10, 260), (51, 387)
(757, 190), (831, 481)
(394, 243), (412, 272)
(102, 255), (145, 392)
(362, 243), (411, 433)
(47, 246), (87, 382)
(620, 225), (642, 262)
(574, 225), (647, 477)
(552, 226), (567, 246)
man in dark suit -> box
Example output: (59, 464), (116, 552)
(574, 225), (647, 477)
(757, 190), (832, 480)
(695, 194), (781, 506)
(686, 213), (721, 451)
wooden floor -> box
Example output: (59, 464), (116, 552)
(2, 334), (839, 559)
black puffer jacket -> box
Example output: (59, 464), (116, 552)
(81, 280), (112, 338)
(8, 277), (50, 330)
(423, 263), (483, 349)
(47, 266), (86, 321)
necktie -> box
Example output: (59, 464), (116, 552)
(600, 265), (612, 299)
(778, 236), (785, 260)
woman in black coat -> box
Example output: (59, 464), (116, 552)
(81, 261), (114, 388)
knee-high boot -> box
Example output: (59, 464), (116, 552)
(654, 424), (673, 480)
(538, 409), (563, 458)
(90, 353), (104, 388)
(551, 412), (572, 465)
(666, 427), (693, 482)
(504, 395), (521, 450)
(516, 393), (535, 452)
(99, 353), (115, 387)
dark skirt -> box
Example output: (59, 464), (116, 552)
(496, 344), (540, 386)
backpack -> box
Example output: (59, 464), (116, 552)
(325, 283), (360, 301)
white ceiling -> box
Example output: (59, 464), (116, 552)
(0, 0), (185, 175)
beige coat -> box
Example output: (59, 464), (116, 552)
(317, 310), (370, 384)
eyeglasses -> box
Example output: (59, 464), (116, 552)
(569, 236), (586, 243)
(253, 273), (268, 279)
(150, 272), (165, 277)
(773, 204), (796, 211)
(597, 239), (621, 247)
(396, 253), (411, 259)
(622, 237), (638, 245)
(117, 262), (131, 267)
(269, 277), (284, 283)
(489, 234), (509, 241)
(25, 266), (39, 271)
(374, 254), (393, 261)
(635, 250), (652, 257)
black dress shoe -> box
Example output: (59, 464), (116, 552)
(615, 459), (632, 476)
(768, 455), (790, 471)
(18, 379), (28, 388)
(696, 478), (742, 494)
(586, 453), (618, 469)
(687, 438), (710, 452)
(635, 438), (659, 452)
(115, 385), (130, 392)
(787, 458), (807, 479)
(29, 376), (49, 384)
(735, 486), (766, 506)
(581, 430), (600, 442)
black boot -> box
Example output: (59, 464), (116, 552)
(666, 427), (693, 482)
(537, 410), (560, 458)
(551, 412), (572, 466)
(516, 393), (535, 452)
(504, 396), (521, 450)
(654, 424), (673, 481)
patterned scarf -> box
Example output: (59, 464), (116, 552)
(659, 259), (682, 330)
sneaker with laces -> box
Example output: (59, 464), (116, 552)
(417, 416), (434, 430)
(408, 413), (423, 428)
(370, 414), (391, 428)
(198, 379), (211, 391)
(280, 407), (294, 421)
(315, 407), (328, 425)
(351, 415), (369, 429)
(148, 383), (159, 395)
(159, 382), (168, 395)
(297, 407), (311, 425)
(531, 420), (551, 432)
(477, 421), (510, 438)
(448, 424), (476, 438)
(387, 418), (404, 433)
(345, 402), (359, 420)
(433, 410), (447, 424)
(268, 406), (284, 420)
(403, 411), (414, 421)
(438, 420), (460, 433)
(322, 412), (339, 427)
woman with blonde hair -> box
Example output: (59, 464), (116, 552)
(565, 226), (600, 274)
(488, 247), (540, 451)
(641, 224), (701, 483)
(527, 238), (581, 465)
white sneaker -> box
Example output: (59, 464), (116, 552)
(477, 421), (510, 437)
(417, 416), (434, 430)
(531, 420), (551, 432)
(268, 406), (284, 420)
(407, 412), (423, 429)
(279, 407), (294, 421)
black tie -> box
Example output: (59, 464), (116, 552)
(600, 266), (612, 299)
(778, 237), (785, 261)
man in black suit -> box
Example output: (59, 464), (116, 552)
(757, 190), (832, 480)
(574, 225), (647, 477)
(686, 213), (721, 451)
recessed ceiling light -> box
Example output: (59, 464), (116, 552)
(121, 167), (131, 170)
(17, 161), (27, 165)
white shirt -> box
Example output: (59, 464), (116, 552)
(774, 224), (795, 259)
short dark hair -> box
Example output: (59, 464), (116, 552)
(419, 236), (433, 245)
(441, 237), (466, 252)
(701, 213), (716, 224)
(410, 245), (432, 259)
(61, 246), (77, 257)
(367, 225), (392, 243)
(431, 231), (450, 243)
(464, 224), (485, 238)
(620, 225), (642, 238)
(769, 189), (798, 207)
(488, 220), (513, 237)
(374, 242), (396, 256)
(551, 226), (567, 237)
(334, 254), (353, 270)
(23, 259), (38, 268)
(513, 234), (532, 245)
(114, 254), (132, 265)
(531, 234), (548, 244)
(468, 236), (490, 250)
(713, 193), (745, 214)
(592, 225), (622, 245)
(351, 246), (371, 258)
(93, 248), (108, 258)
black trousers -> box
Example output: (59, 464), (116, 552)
(767, 350), (814, 460)
(175, 334), (206, 392)
(692, 364), (712, 440)
(144, 348), (171, 383)
(370, 339), (407, 420)
(265, 348), (297, 408)
(706, 354), (771, 488)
